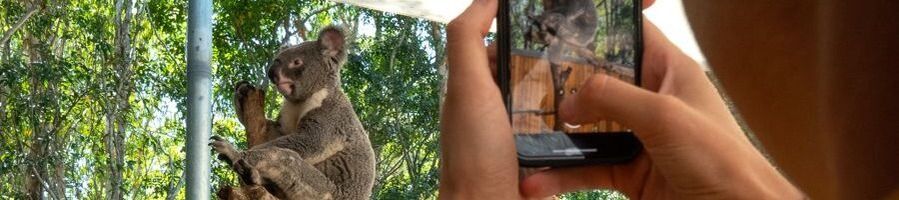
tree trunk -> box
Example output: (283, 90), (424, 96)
(105, 0), (134, 198)
(428, 22), (447, 112)
(24, 31), (47, 200)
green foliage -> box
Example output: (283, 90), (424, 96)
(560, 190), (628, 200)
(2, 0), (445, 199)
(1, 0), (628, 199)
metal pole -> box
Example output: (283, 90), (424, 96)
(185, 0), (212, 198)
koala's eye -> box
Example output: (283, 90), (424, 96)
(293, 59), (303, 67)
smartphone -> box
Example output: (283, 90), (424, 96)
(497, 0), (643, 167)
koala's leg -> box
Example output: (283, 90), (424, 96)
(217, 185), (279, 200)
(242, 147), (336, 200)
(256, 128), (347, 165)
(233, 81), (281, 147)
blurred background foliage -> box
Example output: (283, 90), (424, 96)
(0, 0), (621, 199)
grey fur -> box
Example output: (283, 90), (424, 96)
(212, 26), (375, 200)
(528, 0), (600, 67)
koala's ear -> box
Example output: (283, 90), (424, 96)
(318, 26), (346, 55)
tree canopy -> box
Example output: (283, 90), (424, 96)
(1, 0), (622, 199)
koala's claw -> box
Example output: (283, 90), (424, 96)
(233, 81), (265, 126)
(234, 81), (256, 98)
(209, 136), (242, 166)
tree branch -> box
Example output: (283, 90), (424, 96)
(292, 4), (338, 41)
(1, 8), (39, 45)
(165, 159), (185, 200)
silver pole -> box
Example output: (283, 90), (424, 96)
(185, 0), (212, 198)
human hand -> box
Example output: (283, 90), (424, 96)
(439, 0), (520, 199)
(518, 4), (805, 200)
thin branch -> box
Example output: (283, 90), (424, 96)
(294, 4), (339, 40)
(298, 4), (339, 28)
(165, 148), (185, 200)
(30, 166), (62, 200)
(165, 170), (185, 200)
(1, 8), (40, 45)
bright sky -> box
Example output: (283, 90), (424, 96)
(643, 0), (708, 69)
(331, 0), (708, 70)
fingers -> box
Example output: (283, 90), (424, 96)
(641, 19), (678, 92)
(557, 73), (698, 147)
(642, 19), (734, 120)
(447, 0), (496, 39)
(440, 0), (519, 198)
(559, 74), (669, 127)
(520, 166), (614, 198)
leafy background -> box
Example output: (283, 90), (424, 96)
(0, 0), (624, 199)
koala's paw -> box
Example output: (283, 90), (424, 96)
(234, 81), (262, 107)
(209, 136), (242, 166)
(233, 81), (265, 125)
(234, 159), (263, 186)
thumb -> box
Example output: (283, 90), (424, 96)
(447, 0), (497, 39)
(558, 74), (684, 139)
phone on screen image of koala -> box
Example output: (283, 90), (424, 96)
(498, 0), (644, 167)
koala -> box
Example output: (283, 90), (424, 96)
(528, 0), (603, 68)
(212, 26), (376, 200)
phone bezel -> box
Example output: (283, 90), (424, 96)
(497, 0), (644, 167)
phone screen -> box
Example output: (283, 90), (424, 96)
(503, 0), (641, 134)
(498, 0), (642, 166)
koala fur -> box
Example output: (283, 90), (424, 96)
(528, 0), (602, 67)
(213, 26), (375, 199)
(211, 136), (336, 199)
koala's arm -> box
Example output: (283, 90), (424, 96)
(256, 123), (348, 165)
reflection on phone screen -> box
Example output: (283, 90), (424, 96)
(509, 0), (640, 135)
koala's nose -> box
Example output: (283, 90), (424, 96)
(277, 82), (293, 95)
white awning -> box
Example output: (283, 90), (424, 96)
(330, 0), (707, 69)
